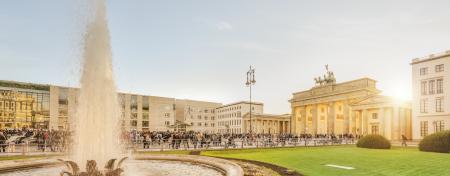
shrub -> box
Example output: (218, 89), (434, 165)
(419, 131), (450, 153)
(356, 134), (391, 149)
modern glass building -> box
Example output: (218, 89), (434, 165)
(0, 80), (223, 132)
(0, 81), (50, 129)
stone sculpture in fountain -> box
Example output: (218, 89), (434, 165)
(59, 157), (128, 176)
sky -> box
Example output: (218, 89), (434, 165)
(1, 0), (450, 114)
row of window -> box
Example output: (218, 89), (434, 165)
(0, 101), (38, 111)
(421, 79), (444, 95)
(218, 119), (242, 127)
(420, 64), (444, 76)
(127, 120), (150, 127)
(420, 120), (445, 137)
(190, 115), (215, 120)
(186, 107), (216, 114)
(120, 112), (171, 119)
(218, 128), (242, 133)
(420, 97), (444, 113)
(218, 111), (242, 119)
(218, 105), (242, 113)
(190, 122), (215, 127)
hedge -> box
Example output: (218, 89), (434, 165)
(356, 134), (391, 149)
(419, 131), (450, 153)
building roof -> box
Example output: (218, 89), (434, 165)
(0, 80), (50, 91)
(242, 113), (291, 119)
(217, 101), (264, 109)
(292, 77), (377, 96)
(411, 50), (450, 65)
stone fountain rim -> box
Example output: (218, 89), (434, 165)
(133, 154), (244, 176)
(0, 155), (244, 176)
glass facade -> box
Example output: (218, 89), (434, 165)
(57, 88), (69, 129)
(142, 96), (149, 131)
(0, 84), (50, 129)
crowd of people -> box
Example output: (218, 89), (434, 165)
(0, 128), (361, 153)
(123, 130), (360, 150)
(0, 128), (70, 153)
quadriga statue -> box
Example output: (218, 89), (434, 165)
(59, 157), (128, 176)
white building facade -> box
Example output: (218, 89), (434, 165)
(175, 99), (222, 133)
(216, 101), (263, 134)
(412, 50), (450, 140)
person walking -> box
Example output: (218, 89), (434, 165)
(0, 132), (7, 152)
(401, 135), (408, 147)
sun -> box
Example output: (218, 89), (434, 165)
(385, 85), (412, 102)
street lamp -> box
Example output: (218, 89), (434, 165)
(246, 66), (256, 134)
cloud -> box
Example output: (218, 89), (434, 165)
(216, 21), (233, 31)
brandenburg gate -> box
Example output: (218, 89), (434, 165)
(289, 66), (412, 140)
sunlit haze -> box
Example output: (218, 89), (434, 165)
(2, 0), (450, 114)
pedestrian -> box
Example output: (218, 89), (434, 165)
(0, 132), (7, 152)
(401, 135), (408, 147)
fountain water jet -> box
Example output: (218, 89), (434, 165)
(71, 0), (122, 169)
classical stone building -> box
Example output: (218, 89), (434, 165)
(411, 50), (450, 140)
(243, 114), (290, 134)
(175, 99), (222, 133)
(216, 101), (264, 134)
(290, 69), (412, 140)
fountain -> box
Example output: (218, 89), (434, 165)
(0, 0), (244, 175)
(58, 157), (127, 176)
(71, 0), (121, 169)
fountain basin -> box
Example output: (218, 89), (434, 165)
(0, 155), (244, 176)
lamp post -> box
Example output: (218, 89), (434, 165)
(246, 66), (256, 134)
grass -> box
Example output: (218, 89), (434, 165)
(0, 154), (59, 161)
(136, 150), (192, 155)
(202, 145), (450, 176)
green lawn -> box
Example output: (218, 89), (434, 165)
(136, 150), (192, 155)
(0, 154), (59, 161)
(202, 145), (450, 176)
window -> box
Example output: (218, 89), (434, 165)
(421, 81), (427, 95)
(437, 79), (444, 94)
(197, 115), (201, 119)
(164, 113), (170, 118)
(142, 97), (149, 111)
(420, 99), (428, 113)
(436, 97), (444, 112)
(434, 120), (445, 133)
(130, 95), (138, 111)
(372, 113), (378, 119)
(131, 120), (138, 127)
(420, 67), (428, 75)
(420, 121), (428, 137)
(436, 64), (444, 72)
(142, 121), (149, 127)
(143, 113), (149, 120)
(165, 121), (170, 126)
(371, 125), (379, 135)
(429, 80), (435, 95)
(198, 122), (202, 126)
